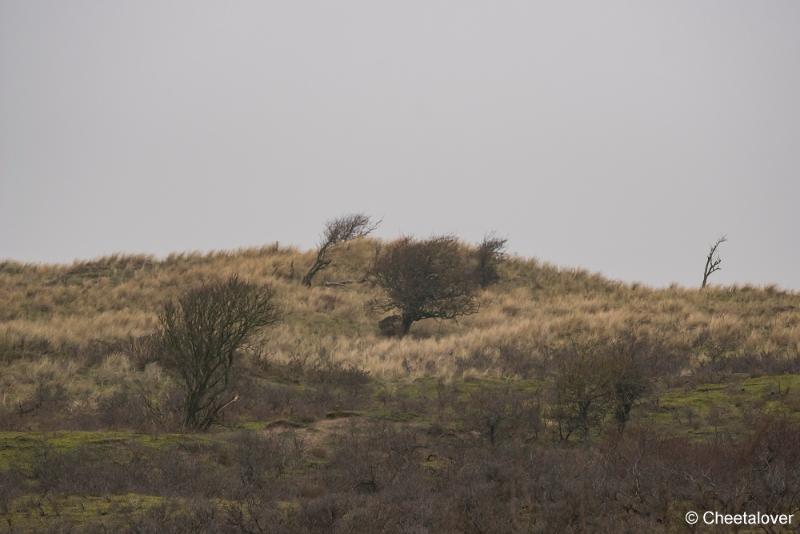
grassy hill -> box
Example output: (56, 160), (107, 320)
(1, 240), (799, 532)
(2, 239), (797, 375)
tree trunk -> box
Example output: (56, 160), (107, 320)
(400, 314), (414, 336)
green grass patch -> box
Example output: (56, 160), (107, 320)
(644, 373), (800, 439)
(0, 431), (210, 471)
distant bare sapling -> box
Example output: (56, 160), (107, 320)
(701, 235), (727, 288)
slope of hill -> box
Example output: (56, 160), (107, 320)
(2, 239), (797, 377)
(1, 240), (799, 532)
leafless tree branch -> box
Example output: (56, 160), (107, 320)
(701, 235), (727, 289)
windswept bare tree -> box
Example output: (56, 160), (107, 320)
(701, 235), (727, 288)
(474, 234), (508, 288)
(158, 275), (281, 430)
(302, 213), (379, 287)
(370, 235), (479, 336)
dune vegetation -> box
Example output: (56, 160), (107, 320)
(1, 238), (799, 532)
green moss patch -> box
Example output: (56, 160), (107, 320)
(0, 431), (209, 471)
(644, 373), (800, 439)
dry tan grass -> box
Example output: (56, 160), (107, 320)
(1, 239), (799, 387)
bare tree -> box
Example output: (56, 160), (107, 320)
(302, 213), (379, 287)
(701, 235), (727, 288)
(550, 347), (611, 442)
(158, 275), (281, 430)
(370, 235), (479, 336)
(474, 234), (508, 288)
(548, 336), (650, 440)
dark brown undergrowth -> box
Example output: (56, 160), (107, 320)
(4, 413), (799, 533)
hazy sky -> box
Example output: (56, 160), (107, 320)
(1, 1), (798, 288)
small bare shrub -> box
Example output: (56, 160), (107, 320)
(158, 275), (281, 430)
(474, 234), (507, 288)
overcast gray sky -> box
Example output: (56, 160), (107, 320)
(1, 1), (798, 288)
